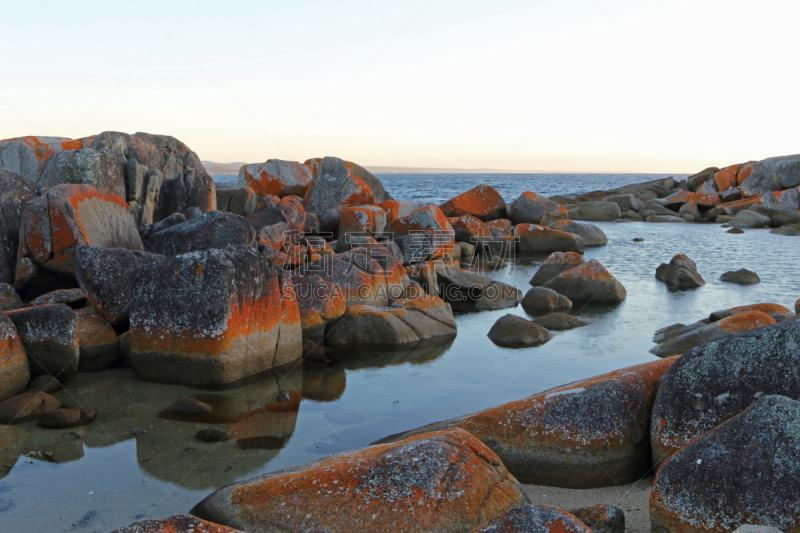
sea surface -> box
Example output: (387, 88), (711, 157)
(7, 173), (800, 532)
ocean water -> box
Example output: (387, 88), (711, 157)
(7, 173), (800, 533)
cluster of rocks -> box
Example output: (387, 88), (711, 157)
(553, 156), (800, 230)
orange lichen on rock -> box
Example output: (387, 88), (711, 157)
(736, 162), (754, 185)
(339, 205), (386, 236)
(392, 294), (447, 311)
(440, 184), (506, 221)
(0, 311), (30, 400)
(470, 505), (592, 533)
(666, 191), (720, 207)
(718, 310), (776, 333)
(709, 302), (794, 322)
(191, 428), (527, 533)
(239, 159), (313, 198)
(713, 165), (741, 193)
(111, 515), (244, 533)
(559, 259), (613, 282)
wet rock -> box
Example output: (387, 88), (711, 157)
(567, 201), (621, 221)
(514, 224), (584, 255)
(508, 191), (567, 226)
(0, 170), (40, 284)
(529, 252), (584, 286)
(27, 375), (61, 394)
(40, 148), (126, 197)
(74, 246), (164, 327)
(569, 504), (625, 533)
(471, 505), (592, 533)
(727, 227), (744, 234)
(542, 259), (627, 302)
(0, 310), (29, 400)
(238, 159), (313, 198)
(650, 317), (800, 467)
(437, 268), (521, 311)
(192, 428), (528, 533)
(770, 226), (800, 236)
(655, 254), (705, 290)
(709, 302), (794, 322)
(720, 268), (760, 285)
(521, 287), (573, 313)
(6, 304), (78, 380)
(16, 184), (143, 277)
(292, 274), (346, 335)
(129, 246), (301, 387)
(28, 288), (87, 308)
(0, 391), (61, 424)
(339, 205), (386, 237)
(147, 211), (255, 256)
(729, 209), (771, 228)
(650, 395), (800, 533)
(487, 314), (553, 347)
(646, 215), (686, 223)
(0, 283), (23, 310)
(37, 408), (83, 429)
(325, 295), (457, 347)
(75, 307), (119, 372)
(376, 358), (676, 488)
(169, 396), (213, 416)
(302, 157), (375, 231)
(650, 310), (776, 358)
(112, 515), (244, 533)
(547, 219), (608, 247)
(440, 184), (506, 221)
(195, 429), (231, 443)
(533, 313), (589, 331)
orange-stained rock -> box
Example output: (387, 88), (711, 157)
(509, 191), (567, 226)
(713, 164), (741, 193)
(514, 223), (584, 254)
(112, 514), (244, 533)
(0, 136), (83, 182)
(650, 395), (800, 533)
(292, 252), (388, 307)
(192, 428), (529, 533)
(238, 159), (313, 198)
(17, 184), (143, 277)
(736, 162), (754, 185)
(470, 505), (592, 533)
(377, 358), (677, 488)
(379, 199), (423, 222)
(650, 317), (800, 468)
(5, 303), (78, 380)
(708, 302), (794, 322)
(292, 274), (346, 335)
(302, 157), (375, 231)
(451, 214), (492, 246)
(663, 191), (720, 208)
(486, 218), (513, 236)
(542, 259), (626, 302)
(129, 246), (301, 387)
(440, 184), (506, 221)
(0, 310), (30, 401)
(529, 252), (584, 286)
(275, 271), (302, 366)
(75, 307), (119, 372)
(388, 205), (455, 259)
(247, 195), (305, 250)
(339, 205), (387, 237)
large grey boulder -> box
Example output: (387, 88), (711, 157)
(0, 136), (85, 182)
(40, 148), (126, 198)
(437, 268), (522, 311)
(529, 252), (584, 286)
(567, 201), (621, 221)
(508, 191), (567, 225)
(6, 304), (78, 380)
(603, 193), (643, 212)
(0, 170), (40, 284)
(741, 158), (784, 196)
(521, 287), (572, 313)
(752, 154), (800, 189)
(514, 224), (584, 254)
(0, 311), (30, 401)
(147, 211), (255, 256)
(650, 395), (800, 533)
(547, 219), (608, 246)
(686, 167), (719, 191)
(655, 254), (705, 290)
(650, 317), (800, 467)
(730, 210), (772, 228)
(748, 204), (800, 227)
(302, 157), (376, 231)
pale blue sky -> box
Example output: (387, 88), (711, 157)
(1, 0), (798, 172)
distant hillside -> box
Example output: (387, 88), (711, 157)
(202, 161), (245, 175)
(202, 161), (538, 175)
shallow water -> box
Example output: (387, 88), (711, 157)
(3, 178), (800, 532)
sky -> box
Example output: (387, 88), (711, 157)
(1, 0), (798, 173)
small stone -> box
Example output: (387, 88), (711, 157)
(727, 227), (745, 234)
(0, 392), (62, 424)
(720, 269), (760, 285)
(80, 409), (97, 424)
(27, 375), (62, 394)
(521, 287), (572, 313)
(633, 238), (644, 242)
(168, 396), (213, 416)
(38, 408), (82, 429)
(487, 314), (553, 347)
(195, 429), (231, 443)
(569, 504), (625, 533)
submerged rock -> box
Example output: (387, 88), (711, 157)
(655, 254), (705, 290)
(0, 391), (61, 424)
(533, 313), (589, 331)
(192, 428), (529, 533)
(650, 395), (800, 533)
(470, 505), (592, 533)
(720, 268), (760, 285)
(487, 314), (553, 347)
(437, 268), (521, 311)
(375, 358), (676, 488)
(650, 317), (800, 467)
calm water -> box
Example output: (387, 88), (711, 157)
(5, 174), (800, 533)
